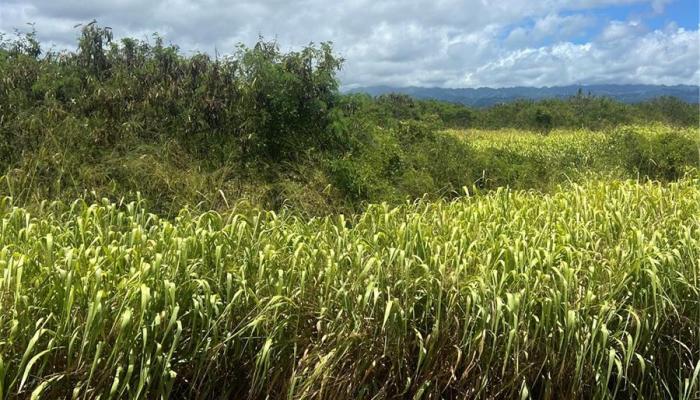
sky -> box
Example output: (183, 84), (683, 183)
(1, 0), (698, 88)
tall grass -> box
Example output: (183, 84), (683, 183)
(447, 124), (700, 191)
(0, 176), (698, 399)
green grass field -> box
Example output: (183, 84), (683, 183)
(1, 174), (698, 399)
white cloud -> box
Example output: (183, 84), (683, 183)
(599, 20), (646, 41)
(505, 13), (594, 47)
(0, 0), (697, 88)
(464, 25), (699, 87)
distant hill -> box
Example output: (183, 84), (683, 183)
(346, 84), (700, 107)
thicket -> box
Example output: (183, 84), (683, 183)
(0, 24), (343, 160)
(1, 25), (698, 215)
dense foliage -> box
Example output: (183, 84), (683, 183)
(1, 25), (698, 216)
(346, 92), (700, 132)
(326, 123), (698, 206)
(0, 177), (698, 399)
(0, 24), (342, 162)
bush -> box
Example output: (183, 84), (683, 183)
(0, 24), (343, 165)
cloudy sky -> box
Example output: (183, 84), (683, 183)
(1, 0), (698, 88)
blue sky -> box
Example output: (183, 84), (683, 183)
(1, 0), (698, 88)
(601, 0), (698, 30)
(516, 0), (699, 45)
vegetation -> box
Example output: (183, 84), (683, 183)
(1, 26), (698, 215)
(350, 92), (700, 131)
(447, 124), (699, 188)
(1, 176), (699, 399)
(1, 24), (699, 399)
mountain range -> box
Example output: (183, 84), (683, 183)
(346, 84), (699, 107)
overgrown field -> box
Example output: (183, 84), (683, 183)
(1, 24), (699, 399)
(445, 124), (700, 189)
(1, 176), (698, 399)
(2, 27), (699, 216)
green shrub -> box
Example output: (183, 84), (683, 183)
(0, 24), (343, 165)
(640, 132), (699, 180)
